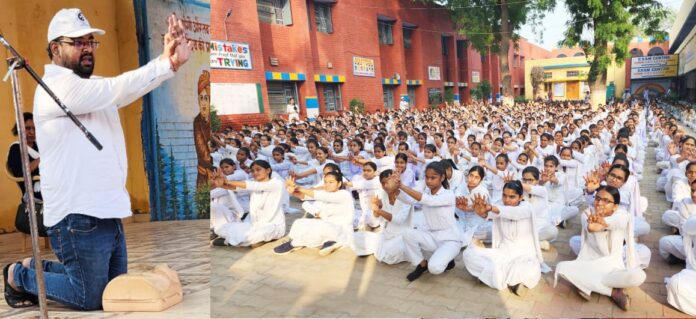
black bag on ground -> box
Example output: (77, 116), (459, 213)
(15, 201), (48, 237)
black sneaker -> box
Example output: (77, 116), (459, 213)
(273, 241), (300, 255)
(319, 241), (340, 256)
(445, 260), (455, 271)
(407, 264), (428, 282)
(211, 237), (227, 247)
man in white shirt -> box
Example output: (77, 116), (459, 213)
(5, 9), (192, 310)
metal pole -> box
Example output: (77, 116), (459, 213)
(7, 57), (49, 319)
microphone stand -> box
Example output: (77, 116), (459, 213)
(0, 35), (102, 319)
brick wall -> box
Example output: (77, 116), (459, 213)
(210, 0), (551, 124)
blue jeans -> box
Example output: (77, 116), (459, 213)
(13, 214), (127, 310)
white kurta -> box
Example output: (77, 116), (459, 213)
(352, 190), (415, 264)
(455, 184), (491, 245)
(666, 216), (696, 316)
(462, 201), (550, 290)
(555, 208), (646, 296)
(289, 190), (355, 247)
(212, 178), (286, 247)
(351, 175), (383, 228)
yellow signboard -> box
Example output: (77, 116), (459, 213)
(630, 65), (678, 79)
(631, 55), (678, 68)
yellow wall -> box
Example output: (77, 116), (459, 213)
(525, 56), (627, 100)
(0, 0), (149, 232)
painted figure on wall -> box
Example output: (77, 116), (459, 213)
(195, 70), (212, 189)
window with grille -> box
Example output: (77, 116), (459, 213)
(378, 21), (393, 45)
(566, 70), (579, 77)
(403, 28), (413, 49)
(323, 84), (342, 111)
(383, 86), (394, 109)
(315, 3), (332, 33)
(544, 72), (552, 79)
(257, 0), (292, 25)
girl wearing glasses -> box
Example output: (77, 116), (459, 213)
(555, 185), (645, 311)
(518, 166), (558, 251)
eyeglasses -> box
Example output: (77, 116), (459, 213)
(607, 172), (625, 182)
(594, 197), (614, 205)
(59, 39), (100, 50)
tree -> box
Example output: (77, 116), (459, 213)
(531, 66), (545, 99)
(562, 0), (669, 107)
(420, 0), (555, 106)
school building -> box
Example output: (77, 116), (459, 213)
(524, 39), (671, 102)
(670, 0), (696, 101)
(210, 0), (550, 128)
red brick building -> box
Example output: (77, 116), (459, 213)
(210, 0), (549, 128)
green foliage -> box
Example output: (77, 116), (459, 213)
(210, 104), (221, 133)
(561, 0), (670, 84)
(418, 0), (555, 54)
(195, 182), (210, 219)
(478, 81), (492, 100)
(514, 96), (528, 104)
(181, 170), (193, 220)
(444, 87), (455, 103)
(349, 98), (365, 114)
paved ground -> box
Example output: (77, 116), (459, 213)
(0, 220), (210, 319)
(211, 143), (693, 318)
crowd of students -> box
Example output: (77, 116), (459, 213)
(208, 98), (695, 315)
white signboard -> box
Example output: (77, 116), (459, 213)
(210, 40), (252, 70)
(211, 83), (260, 115)
(553, 82), (565, 97)
(353, 56), (375, 77)
(472, 71), (480, 83)
(428, 66), (441, 81)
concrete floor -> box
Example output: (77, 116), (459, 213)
(210, 143), (692, 318)
(0, 220), (210, 319)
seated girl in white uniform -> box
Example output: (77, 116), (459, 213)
(541, 155), (580, 228)
(351, 170), (415, 264)
(663, 161), (696, 230)
(209, 160), (286, 247)
(394, 153), (416, 188)
(345, 162), (382, 230)
(573, 164), (652, 269)
(455, 166), (491, 246)
(659, 179), (696, 263)
(555, 185), (645, 311)
(460, 181), (550, 296)
(665, 215), (696, 316)
(478, 153), (515, 203)
(274, 172), (354, 256)
(519, 166), (559, 250)
(400, 162), (462, 281)
(210, 158), (250, 223)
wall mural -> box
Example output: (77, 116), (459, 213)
(135, 0), (211, 221)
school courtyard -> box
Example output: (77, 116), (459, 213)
(210, 143), (691, 318)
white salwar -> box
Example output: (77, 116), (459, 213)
(351, 190), (415, 264)
(665, 216), (696, 316)
(289, 190), (354, 247)
(403, 187), (463, 275)
(462, 201), (551, 290)
(555, 208), (646, 297)
(211, 178), (286, 247)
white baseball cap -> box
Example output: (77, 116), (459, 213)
(47, 8), (105, 43)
